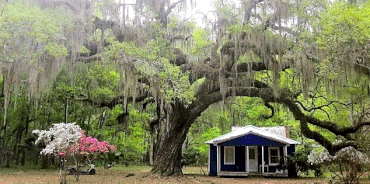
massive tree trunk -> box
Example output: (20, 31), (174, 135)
(151, 103), (197, 176)
(21, 105), (30, 166)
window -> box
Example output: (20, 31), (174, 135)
(224, 146), (235, 165)
(268, 147), (280, 166)
(249, 148), (255, 159)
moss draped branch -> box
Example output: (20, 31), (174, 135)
(187, 78), (367, 155)
(74, 91), (148, 109)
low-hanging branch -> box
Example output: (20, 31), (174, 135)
(189, 78), (368, 155)
(295, 100), (339, 112)
(74, 91), (148, 109)
(272, 92), (368, 154)
(263, 102), (275, 119)
(292, 100), (369, 136)
(77, 55), (102, 63)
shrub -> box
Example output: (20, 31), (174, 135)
(33, 123), (115, 184)
(182, 146), (200, 167)
(308, 146), (370, 184)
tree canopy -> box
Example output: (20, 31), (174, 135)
(1, 0), (370, 176)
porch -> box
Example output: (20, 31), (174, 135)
(217, 171), (288, 177)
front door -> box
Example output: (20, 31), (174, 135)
(248, 147), (258, 172)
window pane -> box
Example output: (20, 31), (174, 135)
(225, 148), (234, 164)
(249, 149), (255, 159)
(270, 148), (279, 164)
(271, 156), (279, 164)
(271, 149), (278, 156)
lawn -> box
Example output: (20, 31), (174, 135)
(0, 165), (346, 184)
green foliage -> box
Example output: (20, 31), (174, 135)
(292, 143), (324, 177)
(45, 42), (68, 57)
(105, 39), (194, 104)
(158, 59), (194, 104)
(0, 1), (70, 59)
(316, 1), (370, 85)
(88, 64), (120, 102)
(196, 127), (221, 155)
(192, 28), (212, 55)
(112, 109), (150, 165)
(104, 40), (142, 60)
(182, 146), (200, 167)
(318, 1), (370, 49)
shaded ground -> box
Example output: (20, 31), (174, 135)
(0, 166), (337, 184)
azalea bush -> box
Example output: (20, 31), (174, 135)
(69, 130), (116, 168)
(33, 123), (115, 184)
(65, 130), (116, 155)
(308, 146), (370, 184)
(33, 123), (82, 155)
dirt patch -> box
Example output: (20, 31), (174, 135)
(0, 166), (331, 184)
(132, 173), (326, 184)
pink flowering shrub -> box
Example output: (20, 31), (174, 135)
(67, 130), (116, 155)
(33, 123), (117, 183)
(33, 123), (115, 158)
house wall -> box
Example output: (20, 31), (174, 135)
(266, 145), (296, 173)
(209, 145), (218, 176)
(208, 136), (297, 175)
(218, 134), (284, 146)
(288, 145), (295, 155)
(217, 145), (290, 173)
(213, 145), (279, 173)
(287, 145), (297, 177)
(256, 146), (280, 172)
(220, 146), (245, 172)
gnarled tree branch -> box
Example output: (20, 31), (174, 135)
(263, 102), (275, 119)
(74, 91), (148, 109)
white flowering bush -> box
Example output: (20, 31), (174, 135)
(33, 123), (82, 155)
(33, 123), (116, 184)
(307, 148), (331, 164)
(308, 146), (370, 184)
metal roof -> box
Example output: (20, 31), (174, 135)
(205, 125), (300, 145)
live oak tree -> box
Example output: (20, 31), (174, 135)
(146, 0), (370, 175)
(95, 0), (370, 175)
(2, 0), (370, 176)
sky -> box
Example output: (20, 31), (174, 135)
(120, 0), (216, 27)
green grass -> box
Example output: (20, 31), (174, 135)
(0, 166), (56, 176)
(2, 164), (369, 184)
(109, 165), (151, 172)
(182, 166), (208, 174)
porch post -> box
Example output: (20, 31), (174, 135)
(284, 145), (288, 163)
(246, 146), (249, 173)
(208, 145), (210, 175)
(217, 145), (221, 174)
(262, 146), (264, 173)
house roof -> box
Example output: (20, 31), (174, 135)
(205, 125), (300, 145)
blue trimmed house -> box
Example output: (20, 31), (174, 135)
(206, 125), (300, 177)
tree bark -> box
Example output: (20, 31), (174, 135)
(41, 155), (48, 169)
(149, 129), (155, 166)
(21, 107), (29, 166)
(151, 103), (195, 176)
(5, 151), (10, 168)
(65, 99), (68, 123)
